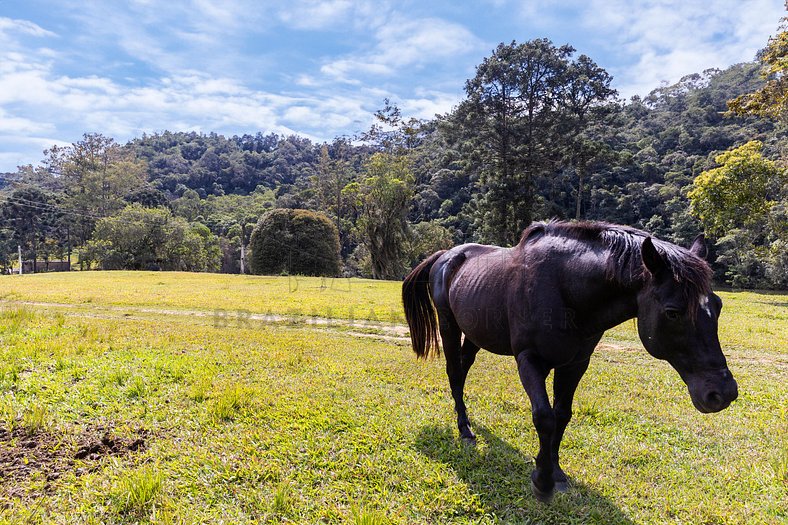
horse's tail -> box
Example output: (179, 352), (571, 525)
(402, 250), (446, 359)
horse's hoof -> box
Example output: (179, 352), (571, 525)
(460, 435), (477, 447)
(530, 478), (554, 503)
(554, 480), (569, 493)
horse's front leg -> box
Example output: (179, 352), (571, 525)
(551, 358), (591, 492)
(515, 351), (554, 502)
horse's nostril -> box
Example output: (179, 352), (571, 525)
(705, 391), (723, 408)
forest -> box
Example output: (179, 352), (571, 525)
(1, 34), (786, 289)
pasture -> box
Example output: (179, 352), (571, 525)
(0, 272), (785, 524)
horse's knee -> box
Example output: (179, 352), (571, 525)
(532, 407), (555, 434)
(554, 407), (572, 427)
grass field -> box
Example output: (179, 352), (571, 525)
(0, 271), (786, 524)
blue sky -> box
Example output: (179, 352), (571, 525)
(0, 0), (784, 172)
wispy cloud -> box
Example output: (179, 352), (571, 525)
(0, 17), (57, 38)
(321, 16), (484, 83)
(577, 0), (782, 98)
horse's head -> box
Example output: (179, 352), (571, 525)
(636, 235), (738, 413)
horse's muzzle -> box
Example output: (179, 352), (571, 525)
(686, 369), (738, 413)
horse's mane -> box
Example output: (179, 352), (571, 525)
(521, 220), (713, 305)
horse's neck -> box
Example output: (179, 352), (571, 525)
(560, 256), (641, 335)
(584, 287), (640, 334)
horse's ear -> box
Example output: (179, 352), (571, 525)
(642, 237), (667, 277)
(689, 234), (708, 259)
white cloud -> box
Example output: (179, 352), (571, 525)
(276, 0), (354, 30)
(321, 16), (484, 83)
(0, 17), (57, 38)
(275, 0), (390, 31)
(0, 109), (55, 135)
(401, 90), (461, 120)
(375, 18), (482, 68)
(578, 0), (783, 98)
(320, 60), (393, 83)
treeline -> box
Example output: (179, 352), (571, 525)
(1, 36), (786, 288)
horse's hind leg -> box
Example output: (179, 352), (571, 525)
(439, 316), (476, 443)
(456, 338), (480, 442)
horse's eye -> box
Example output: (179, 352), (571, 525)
(665, 309), (682, 321)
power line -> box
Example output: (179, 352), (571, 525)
(0, 195), (105, 221)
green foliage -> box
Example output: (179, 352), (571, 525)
(248, 208), (341, 276)
(109, 466), (164, 517)
(82, 204), (221, 271)
(4, 40), (786, 289)
(688, 141), (782, 236)
(0, 186), (64, 270)
(351, 153), (414, 279)
(406, 221), (455, 268)
(46, 133), (149, 245)
(208, 384), (253, 422)
(689, 141), (787, 287)
(22, 403), (52, 435)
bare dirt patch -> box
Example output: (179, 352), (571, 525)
(0, 424), (147, 504)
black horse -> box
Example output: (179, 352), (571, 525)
(402, 221), (738, 502)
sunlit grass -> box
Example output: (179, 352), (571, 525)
(22, 403), (52, 435)
(109, 465), (164, 517)
(0, 271), (404, 322)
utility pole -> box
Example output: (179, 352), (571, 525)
(18, 245), (22, 275)
(239, 224), (246, 274)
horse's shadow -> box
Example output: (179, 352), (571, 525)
(414, 425), (636, 524)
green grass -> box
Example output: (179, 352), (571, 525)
(0, 271), (404, 322)
(109, 465), (164, 517)
(0, 272), (785, 524)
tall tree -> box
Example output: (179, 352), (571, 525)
(557, 55), (617, 218)
(350, 152), (414, 279)
(0, 187), (62, 272)
(45, 133), (148, 246)
(689, 140), (787, 287)
(311, 139), (355, 256)
(453, 39), (616, 245)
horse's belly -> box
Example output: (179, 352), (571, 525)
(449, 282), (514, 354)
(454, 307), (513, 355)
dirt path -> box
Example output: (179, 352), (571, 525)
(0, 299), (411, 340)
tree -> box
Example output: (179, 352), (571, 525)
(83, 205), (221, 271)
(248, 208), (340, 276)
(311, 139), (355, 257)
(727, 15), (787, 120)
(556, 55), (617, 218)
(349, 153), (414, 279)
(45, 133), (148, 248)
(0, 187), (63, 272)
(689, 141), (787, 287)
(688, 141), (783, 236)
(406, 221), (454, 268)
(453, 40), (616, 245)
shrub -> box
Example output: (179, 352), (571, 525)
(248, 209), (341, 276)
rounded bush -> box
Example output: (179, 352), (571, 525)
(248, 208), (341, 276)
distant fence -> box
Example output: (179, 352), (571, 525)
(20, 260), (71, 273)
